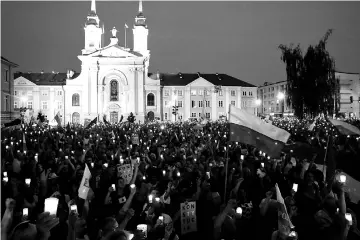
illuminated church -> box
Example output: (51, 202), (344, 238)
(13, 0), (258, 124)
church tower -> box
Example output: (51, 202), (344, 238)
(133, 0), (149, 56)
(82, 0), (103, 55)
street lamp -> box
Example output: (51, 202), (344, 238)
(255, 99), (261, 117)
(277, 92), (285, 116)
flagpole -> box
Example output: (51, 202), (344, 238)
(322, 134), (330, 181)
(124, 24), (127, 48)
(224, 142), (230, 203)
(224, 105), (231, 203)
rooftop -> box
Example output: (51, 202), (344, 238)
(148, 72), (257, 87)
(14, 72), (80, 85)
(1, 56), (19, 67)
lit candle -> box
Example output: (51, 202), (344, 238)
(3, 177), (8, 182)
(130, 184), (135, 189)
(143, 176), (146, 180)
(91, 163), (94, 167)
(25, 178), (31, 185)
(236, 207), (242, 214)
(4, 172), (7, 177)
(23, 208), (28, 216)
(104, 163), (108, 168)
(137, 224), (148, 237)
(162, 170), (166, 176)
(44, 197), (59, 215)
(155, 197), (160, 202)
(148, 195), (153, 203)
(340, 175), (346, 183)
(120, 158), (124, 164)
(177, 172), (180, 177)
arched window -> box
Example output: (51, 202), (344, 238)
(147, 93), (155, 106)
(72, 93), (80, 106)
(110, 80), (119, 101)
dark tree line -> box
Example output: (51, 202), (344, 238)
(279, 29), (340, 119)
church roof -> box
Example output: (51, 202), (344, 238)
(149, 73), (257, 87)
(14, 72), (80, 85)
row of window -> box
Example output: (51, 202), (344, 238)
(261, 85), (285, 94)
(14, 101), (64, 110)
(163, 100), (253, 108)
(164, 112), (224, 120)
(163, 89), (253, 97)
(14, 90), (63, 96)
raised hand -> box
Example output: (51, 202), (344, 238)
(36, 212), (59, 236)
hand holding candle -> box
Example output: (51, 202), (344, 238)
(44, 197), (59, 216)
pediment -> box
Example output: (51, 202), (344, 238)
(187, 77), (214, 87)
(14, 76), (37, 86)
(89, 45), (141, 58)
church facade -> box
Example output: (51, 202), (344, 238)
(13, 0), (258, 124)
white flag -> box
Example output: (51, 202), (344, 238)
(125, 23), (128, 28)
(78, 165), (92, 200)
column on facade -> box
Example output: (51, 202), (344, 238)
(184, 86), (191, 120)
(80, 67), (89, 115)
(98, 85), (104, 118)
(89, 68), (98, 115)
(237, 88), (242, 109)
(211, 90), (217, 121)
(33, 87), (40, 114)
(137, 69), (145, 118)
(49, 87), (55, 120)
(225, 87), (230, 117)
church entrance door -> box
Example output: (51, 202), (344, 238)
(110, 111), (118, 123)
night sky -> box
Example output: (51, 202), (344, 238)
(2, 1), (360, 86)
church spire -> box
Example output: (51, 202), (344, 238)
(139, 0), (143, 13)
(91, 0), (96, 13)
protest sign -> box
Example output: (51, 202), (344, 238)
(117, 164), (133, 184)
(132, 134), (139, 145)
(180, 201), (197, 235)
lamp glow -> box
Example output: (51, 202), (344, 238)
(277, 92), (285, 100)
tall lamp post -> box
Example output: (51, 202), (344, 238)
(255, 99), (261, 117)
(277, 92), (285, 117)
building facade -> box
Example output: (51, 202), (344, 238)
(12, 0), (257, 124)
(336, 71), (360, 117)
(1, 57), (19, 123)
(257, 81), (293, 116)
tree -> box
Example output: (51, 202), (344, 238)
(127, 112), (136, 123)
(279, 29), (339, 118)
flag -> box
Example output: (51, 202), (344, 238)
(85, 117), (97, 129)
(328, 119), (360, 136)
(275, 183), (294, 236)
(24, 109), (31, 124)
(229, 105), (290, 158)
(119, 115), (124, 123)
(308, 121), (316, 131)
(23, 133), (27, 152)
(78, 165), (92, 200)
(54, 111), (61, 126)
(124, 23), (128, 28)
(2, 119), (21, 128)
(111, 130), (116, 139)
(103, 115), (110, 126)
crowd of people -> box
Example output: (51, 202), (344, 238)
(1, 116), (360, 240)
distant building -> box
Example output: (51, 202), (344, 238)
(12, 0), (257, 124)
(336, 71), (360, 118)
(257, 81), (293, 116)
(1, 56), (19, 123)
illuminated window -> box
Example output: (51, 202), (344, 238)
(218, 90), (223, 96)
(110, 80), (119, 101)
(199, 90), (204, 96)
(41, 101), (48, 110)
(72, 93), (80, 106)
(147, 93), (155, 106)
